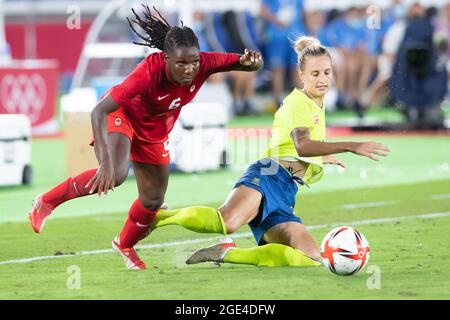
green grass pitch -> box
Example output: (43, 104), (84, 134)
(0, 124), (449, 299)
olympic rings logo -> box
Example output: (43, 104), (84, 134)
(1, 73), (47, 124)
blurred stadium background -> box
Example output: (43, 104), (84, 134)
(0, 0), (450, 300)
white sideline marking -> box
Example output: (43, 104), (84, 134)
(340, 201), (397, 210)
(431, 193), (450, 200)
(1, 211), (450, 266)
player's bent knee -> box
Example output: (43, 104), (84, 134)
(114, 172), (128, 187)
(224, 221), (239, 234)
(139, 196), (164, 211)
(220, 212), (241, 234)
(219, 207), (247, 234)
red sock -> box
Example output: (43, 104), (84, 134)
(42, 168), (98, 208)
(119, 198), (158, 248)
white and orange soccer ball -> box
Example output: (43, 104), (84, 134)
(320, 226), (370, 276)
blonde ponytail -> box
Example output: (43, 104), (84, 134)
(293, 36), (331, 70)
(294, 36), (320, 55)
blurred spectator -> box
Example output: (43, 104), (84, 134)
(8, 0), (448, 123)
(434, 2), (450, 83)
(439, 3), (450, 58)
(360, 0), (402, 110)
(192, 10), (226, 86)
(192, 10), (212, 53)
(390, 2), (447, 129)
(308, 6), (373, 116)
(221, 10), (260, 115)
(340, 6), (375, 116)
(260, 0), (306, 108)
(193, 10), (259, 116)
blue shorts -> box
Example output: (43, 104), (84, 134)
(234, 158), (302, 245)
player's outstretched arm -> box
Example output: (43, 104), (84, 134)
(233, 48), (264, 72)
(291, 127), (390, 161)
(85, 94), (120, 196)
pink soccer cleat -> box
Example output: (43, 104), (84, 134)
(112, 236), (147, 270)
(28, 194), (54, 233)
(186, 237), (236, 265)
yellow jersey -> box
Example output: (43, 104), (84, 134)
(265, 88), (326, 184)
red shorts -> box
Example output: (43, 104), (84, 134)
(93, 109), (170, 165)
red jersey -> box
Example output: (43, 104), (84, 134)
(109, 51), (240, 143)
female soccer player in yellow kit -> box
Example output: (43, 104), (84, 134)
(147, 36), (390, 267)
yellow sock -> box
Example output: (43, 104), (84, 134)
(151, 206), (227, 235)
(224, 243), (321, 267)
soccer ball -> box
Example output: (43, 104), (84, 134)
(320, 226), (370, 276)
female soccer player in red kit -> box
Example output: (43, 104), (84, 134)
(28, 6), (263, 270)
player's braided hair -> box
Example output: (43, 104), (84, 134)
(127, 5), (199, 53)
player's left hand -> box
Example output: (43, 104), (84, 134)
(239, 49), (263, 71)
(323, 155), (345, 169)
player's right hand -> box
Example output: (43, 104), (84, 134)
(351, 141), (390, 161)
(85, 156), (115, 196)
